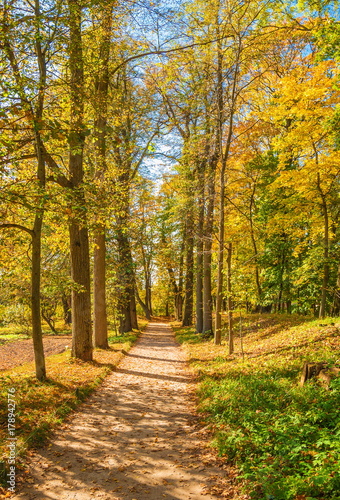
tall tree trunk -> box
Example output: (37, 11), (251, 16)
(177, 233), (185, 321)
(277, 243), (286, 312)
(214, 175), (225, 344)
(93, 4), (112, 349)
(182, 214), (194, 327)
(249, 185), (262, 305)
(141, 244), (152, 318)
(168, 267), (180, 320)
(214, 25), (225, 346)
(317, 174), (329, 318)
(319, 201), (329, 319)
(31, 0), (47, 379)
(117, 225), (138, 333)
(130, 278), (138, 330)
(68, 0), (92, 360)
(116, 195), (138, 333)
(2, 0), (48, 379)
(94, 230), (108, 347)
(202, 161), (215, 336)
(136, 288), (151, 319)
(31, 209), (46, 380)
(227, 242), (234, 355)
(196, 159), (205, 333)
(61, 292), (72, 324)
(331, 260), (340, 316)
(215, 34), (239, 345)
(69, 219), (93, 360)
(146, 273), (153, 316)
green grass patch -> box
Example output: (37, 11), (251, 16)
(174, 314), (340, 500)
(0, 320), (147, 482)
(172, 325), (205, 344)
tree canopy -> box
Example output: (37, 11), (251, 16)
(0, 0), (339, 377)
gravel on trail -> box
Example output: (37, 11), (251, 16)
(11, 322), (238, 500)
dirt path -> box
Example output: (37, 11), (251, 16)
(0, 336), (72, 371)
(12, 322), (234, 500)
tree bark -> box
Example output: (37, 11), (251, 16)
(93, 5), (112, 349)
(141, 243), (152, 318)
(202, 161), (215, 336)
(130, 280), (138, 330)
(182, 214), (194, 326)
(31, 2), (47, 378)
(227, 242), (234, 354)
(214, 177), (225, 344)
(136, 288), (151, 319)
(196, 159), (205, 333)
(94, 229), (108, 348)
(167, 267), (180, 320)
(214, 26), (225, 346)
(317, 173), (329, 318)
(69, 220), (93, 360)
(178, 233), (185, 321)
(31, 214), (46, 379)
(68, 0), (93, 360)
(277, 242), (286, 312)
(249, 184), (262, 305)
(61, 292), (72, 324)
(331, 260), (340, 316)
(116, 213), (139, 332)
(1, 0), (48, 379)
(215, 33), (239, 345)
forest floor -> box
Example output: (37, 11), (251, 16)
(0, 336), (72, 371)
(9, 322), (239, 500)
(173, 314), (340, 500)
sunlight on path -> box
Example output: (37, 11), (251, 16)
(13, 323), (228, 500)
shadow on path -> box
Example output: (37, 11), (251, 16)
(13, 323), (228, 500)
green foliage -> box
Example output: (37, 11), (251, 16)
(175, 315), (340, 500)
(172, 325), (204, 344)
(207, 371), (340, 499)
(107, 330), (140, 345)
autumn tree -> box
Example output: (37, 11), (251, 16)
(0, 0), (64, 379)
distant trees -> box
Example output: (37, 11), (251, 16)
(153, 0), (340, 338)
(0, 0), (339, 380)
(0, 0), (163, 376)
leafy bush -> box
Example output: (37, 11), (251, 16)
(204, 371), (340, 499)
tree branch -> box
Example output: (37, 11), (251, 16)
(111, 36), (233, 76)
(0, 224), (34, 237)
(41, 143), (72, 188)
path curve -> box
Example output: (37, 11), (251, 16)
(12, 323), (232, 500)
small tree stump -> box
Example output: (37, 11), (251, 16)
(300, 362), (327, 386)
(300, 362), (340, 388)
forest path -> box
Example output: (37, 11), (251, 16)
(13, 322), (233, 500)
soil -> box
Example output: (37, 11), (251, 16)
(10, 322), (240, 500)
(0, 336), (72, 371)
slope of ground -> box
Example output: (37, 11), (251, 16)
(0, 336), (72, 371)
(173, 314), (340, 500)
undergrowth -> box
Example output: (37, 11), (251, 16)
(173, 314), (340, 500)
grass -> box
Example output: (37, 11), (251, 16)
(0, 319), (148, 485)
(0, 321), (72, 347)
(0, 325), (30, 346)
(173, 314), (340, 500)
